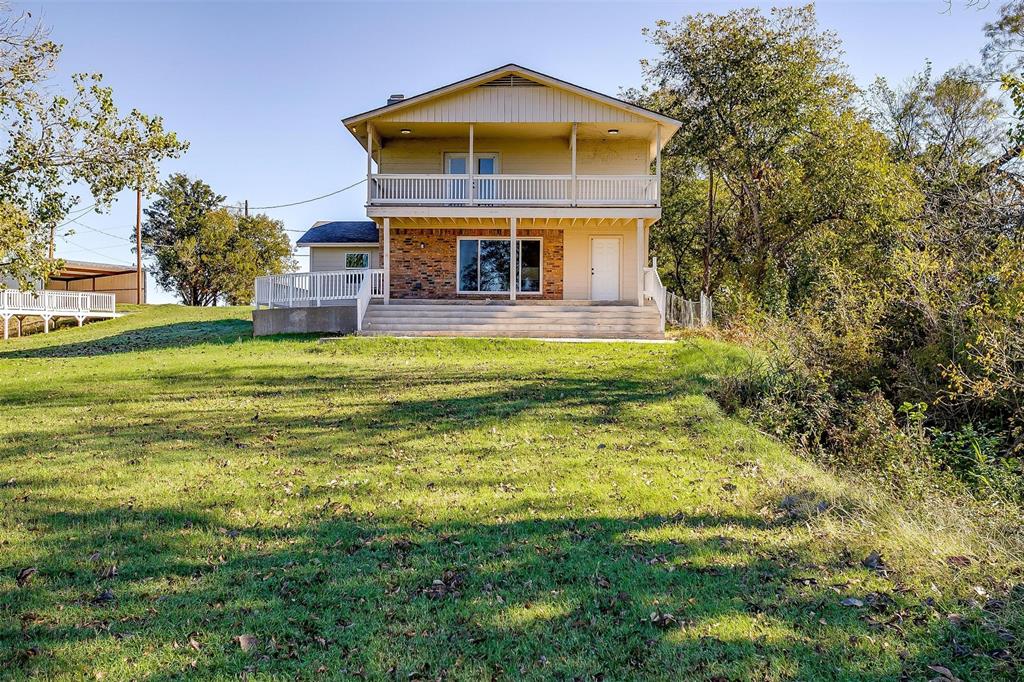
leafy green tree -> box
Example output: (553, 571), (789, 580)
(0, 8), (186, 288)
(139, 176), (294, 305)
(140, 174), (225, 305)
(213, 212), (295, 305)
(630, 4), (911, 309)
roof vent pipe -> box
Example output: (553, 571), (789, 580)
(387, 94), (405, 105)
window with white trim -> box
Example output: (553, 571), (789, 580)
(345, 252), (370, 269)
(457, 238), (541, 293)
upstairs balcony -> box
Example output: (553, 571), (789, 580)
(357, 119), (667, 212)
(368, 173), (659, 207)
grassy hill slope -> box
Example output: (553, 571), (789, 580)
(0, 306), (1019, 680)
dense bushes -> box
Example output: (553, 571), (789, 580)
(639, 4), (1024, 504)
(713, 300), (1023, 502)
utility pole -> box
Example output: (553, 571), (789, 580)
(136, 189), (143, 304)
(244, 200), (249, 218)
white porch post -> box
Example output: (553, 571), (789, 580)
(509, 217), (517, 302)
(655, 125), (662, 205)
(366, 123), (375, 205)
(383, 217), (391, 305)
(636, 218), (645, 307)
(570, 122), (577, 207)
(468, 123), (475, 206)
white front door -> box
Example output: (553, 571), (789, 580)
(590, 238), (620, 300)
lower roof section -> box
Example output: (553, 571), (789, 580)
(49, 259), (139, 282)
(297, 221), (380, 246)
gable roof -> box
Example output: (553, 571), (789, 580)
(296, 221), (380, 246)
(342, 64), (681, 130)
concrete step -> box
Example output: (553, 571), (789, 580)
(366, 305), (657, 316)
(360, 302), (664, 340)
(364, 313), (659, 323)
(363, 323), (661, 333)
(360, 329), (665, 340)
(377, 299), (637, 307)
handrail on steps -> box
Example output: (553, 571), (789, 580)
(354, 272), (372, 332)
(643, 257), (667, 332)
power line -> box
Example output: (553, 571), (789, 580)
(220, 178), (366, 211)
(59, 237), (134, 266)
(61, 177), (366, 256)
(54, 202), (99, 230)
(70, 218), (132, 242)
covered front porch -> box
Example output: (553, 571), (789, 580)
(374, 213), (657, 306)
(253, 212), (668, 337)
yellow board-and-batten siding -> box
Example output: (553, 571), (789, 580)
(373, 82), (648, 124)
(377, 137), (650, 176)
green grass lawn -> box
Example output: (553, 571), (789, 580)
(1, 305), (1020, 680)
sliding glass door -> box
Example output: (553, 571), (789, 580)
(458, 238), (541, 294)
(445, 154), (498, 201)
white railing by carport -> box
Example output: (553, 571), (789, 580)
(1, 289), (118, 339)
(253, 269), (385, 332)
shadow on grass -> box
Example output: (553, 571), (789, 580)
(0, 363), (705, 477)
(1, 500), (984, 681)
(0, 318), (255, 359)
(1, 322), (1013, 679)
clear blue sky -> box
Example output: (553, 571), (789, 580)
(19, 0), (1001, 303)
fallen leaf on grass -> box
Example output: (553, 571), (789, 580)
(648, 611), (678, 629)
(926, 664), (961, 681)
(946, 555), (972, 568)
(16, 567), (37, 587)
(862, 552), (885, 570)
(423, 570), (465, 600)
(236, 634), (258, 652)
(91, 589), (115, 605)
(841, 598), (865, 607)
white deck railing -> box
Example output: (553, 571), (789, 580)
(369, 174), (659, 207)
(1, 289), (116, 315)
(643, 260), (667, 332)
(253, 269), (385, 309)
(1, 289), (118, 338)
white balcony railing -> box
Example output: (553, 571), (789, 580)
(253, 269), (384, 309)
(369, 174), (659, 207)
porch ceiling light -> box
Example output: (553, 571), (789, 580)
(400, 128), (412, 134)
(607, 128), (620, 135)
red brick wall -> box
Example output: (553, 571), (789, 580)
(390, 228), (563, 299)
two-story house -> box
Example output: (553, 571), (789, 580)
(253, 64), (680, 338)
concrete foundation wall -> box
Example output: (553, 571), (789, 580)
(252, 304), (357, 337)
